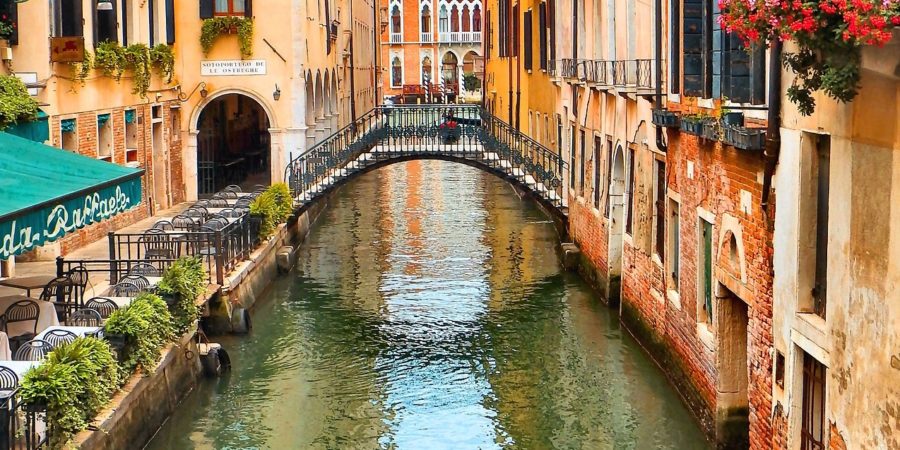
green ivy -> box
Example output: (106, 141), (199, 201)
(122, 43), (151, 97)
(249, 183), (293, 239)
(94, 41), (125, 80)
(68, 50), (93, 88)
(0, 75), (38, 130)
(103, 293), (175, 378)
(149, 43), (175, 84)
(18, 337), (119, 448)
(156, 257), (206, 334)
(200, 16), (254, 58)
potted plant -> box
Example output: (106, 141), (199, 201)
(652, 109), (680, 128)
(724, 125), (766, 150)
(701, 119), (720, 142)
(680, 114), (707, 136)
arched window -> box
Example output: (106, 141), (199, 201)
(390, 5), (401, 33)
(450, 5), (459, 32)
(421, 5), (431, 33)
(422, 56), (433, 84)
(439, 5), (448, 32)
(461, 5), (470, 32)
(473, 5), (481, 32)
(391, 57), (403, 87)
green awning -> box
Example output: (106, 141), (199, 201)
(5, 110), (49, 144)
(0, 132), (144, 259)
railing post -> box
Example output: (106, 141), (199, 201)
(107, 232), (118, 285)
(215, 230), (225, 285)
(56, 256), (64, 278)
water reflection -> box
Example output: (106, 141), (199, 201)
(146, 161), (708, 450)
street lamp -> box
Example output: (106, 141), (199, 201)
(97, 0), (113, 10)
(273, 84), (281, 101)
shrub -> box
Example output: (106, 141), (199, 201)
(249, 183), (293, 239)
(19, 337), (119, 448)
(0, 75), (38, 130)
(156, 257), (206, 333)
(103, 293), (174, 377)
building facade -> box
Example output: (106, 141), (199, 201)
(2, 0), (375, 263)
(380, 0), (483, 102)
(485, 1), (899, 449)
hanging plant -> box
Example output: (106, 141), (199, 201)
(122, 43), (151, 97)
(0, 74), (38, 129)
(720, 0), (899, 115)
(149, 43), (175, 83)
(200, 16), (254, 58)
(68, 50), (93, 88)
(94, 41), (125, 80)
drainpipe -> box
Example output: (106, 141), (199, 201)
(348, 1), (358, 125)
(654, 0), (666, 151)
(761, 40), (782, 219)
(507, 1), (514, 125)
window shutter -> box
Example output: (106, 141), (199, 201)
(682, 0), (704, 96)
(523, 11), (532, 70)
(5, 1), (18, 45)
(485, 10), (491, 60)
(166, 0), (176, 44)
(712, 0), (723, 98)
(548, 0), (556, 64)
(245, 0), (253, 17)
(538, 4), (546, 69)
(92, 0), (98, 47)
(750, 43), (766, 104)
(512, 4), (518, 57)
(726, 33), (750, 102)
(200, 0), (214, 19)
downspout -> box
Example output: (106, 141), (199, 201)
(761, 40), (782, 219)
(515, 15), (521, 132)
(507, 1), (514, 124)
(374, 2), (381, 105)
(654, 0), (666, 151)
(348, 1), (358, 124)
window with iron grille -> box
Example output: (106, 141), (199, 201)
(655, 160), (666, 261)
(593, 136), (601, 209)
(523, 10), (533, 71)
(801, 352), (826, 450)
(604, 138), (613, 217)
(700, 218), (713, 323)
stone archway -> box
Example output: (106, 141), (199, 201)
(608, 143), (626, 304)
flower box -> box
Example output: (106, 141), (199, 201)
(723, 125), (766, 151)
(701, 120), (720, 141)
(680, 117), (705, 136)
(721, 111), (744, 126)
(652, 109), (680, 128)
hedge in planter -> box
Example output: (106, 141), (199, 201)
(156, 257), (206, 334)
(0, 75), (38, 130)
(249, 183), (293, 239)
(18, 337), (119, 448)
(103, 293), (174, 378)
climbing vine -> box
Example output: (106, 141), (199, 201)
(149, 43), (175, 83)
(200, 16), (254, 58)
(68, 50), (93, 88)
(86, 42), (175, 97)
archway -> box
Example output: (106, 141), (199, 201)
(608, 144), (626, 303)
(715, 284), (750, 448)
(421, 56), (433, 85)
(441, 51), (459, 95)
(196, 93), (272, 195)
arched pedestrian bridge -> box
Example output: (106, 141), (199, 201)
(284, 105), (569, 220)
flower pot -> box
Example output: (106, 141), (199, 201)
(724, 125), (766, 150)
(701, 120), (720, 142)
(104, 333), (129, 360)
(652, 109), (680, 128)
(721, 112), (744, 126)
(680, 118), (705, 136)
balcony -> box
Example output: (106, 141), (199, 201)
(437, 31), (482, 44)
(558, 58), (656, 97)
(421, 32), (433, 43)
(390, 33), (402, 43)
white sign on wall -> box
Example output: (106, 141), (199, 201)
(201, 60), (267, 76)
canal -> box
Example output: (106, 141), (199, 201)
(146, 160), (709, 449)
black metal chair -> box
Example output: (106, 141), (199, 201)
(111, 281), (141, 297)
(65, 266), (89, 310)
(0, 366), (18, 394)
(172, 215), (197, 232)
(204, 218), (228, 231)
(208, 198), (229, 208)
(224, 184), (243, 193)
(119, 274), (150, 290)
(68, 309), (103, 327)
(219, 190), (239, 199)
(129, 262), (161, 277)
(153, 220), (175, 231)
(39, 276), (74, 317)
(3, 300), (40, 337)
(197, 225), (220, 257)
(194, 199), (211, 208)
(85, 298), (119, 319)
(235, 197), (254, 208)
(43, 329), (78, 349)
(13, 340), (53, 361)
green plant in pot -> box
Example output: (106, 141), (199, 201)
(250, 183), (293, 239)
(103, 293), (174, 378)
(157, 257), (206, 334)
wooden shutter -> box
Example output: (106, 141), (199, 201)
(245, 0), (253, 17)
(512, 4), (518, 57)
(121, 0), (128, 45)
(166, 0), (176, 44)
(538, 4), (546, 69)
(5, 1), (18, 45)
(670, 0), (680, 93)
(72, 0), (84, 37)
(548, 0), (555, 64)
(523, 11), (532, 70)
(750, 44), (766, 104)
(200, 0), (214, 19)
(682, 0), (704, 96)
(485, 10), (491, 60)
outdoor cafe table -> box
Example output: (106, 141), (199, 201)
(35, 326), (102, 341)
(0, 360), (40, 379)
(0, 275), (58, 297)
(0, 333), (10, 360)
(0, 295), (59, 337)
(99, 297), (136, 309)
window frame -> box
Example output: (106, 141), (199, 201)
(214, 0), (246, 16)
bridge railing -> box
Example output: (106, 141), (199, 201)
(284, 104), (568, 209)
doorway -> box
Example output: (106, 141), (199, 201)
(196, 94), (271, 195)
(607, 144), (625, 305)
(715, 285), (750, 449)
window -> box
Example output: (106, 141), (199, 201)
(800, 352), (826, 450)
(60, 119), (77, 152)
(147, 0), (174, 46)
(97, 114), (113, 162)
(699, 217), (714, 324)
(125, 110), (139, 163)
(604, 138), (613, 217)
(484, 9), (491, 59)
(523, 10), (533, 71)
(473, 5), (481, 32)
(681, 0), (710, 97)
(593, 136), (601, 208)
(668, 198), (680, 291)
(451, 5), (459, 32)
(774, 351), (785, 389)
(391, 5), (401, 33)
(555, 115), (562, 153)
(421, 56), (432, 84)
(391, 56), (402, 87)
(670, 0), (680, 93)
(654, 160), (666, 259)
(579, 129), (585, 196)
(53, 0), (84, 37)
(421, 5), (431, 33)
(538, 2), (547, 70)
(215, 0), (246, 16)
(462, 6), (470, 32)
(548, 0), (556, 65)
(812, 135), (830, 318)
(512, 4), (518, 57)
(625, 147), (635, 235)
(94, 0), (118, 44)
(569, 125), (576, 190)
(439, 5), (449, 33)
(498, 0), (508, 56)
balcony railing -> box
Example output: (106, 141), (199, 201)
(438, 31), (482, 43)
(560, 58), (579, 79)
(421, 32), (433, 43)
(390, 33), (402, 43)
(558, 58), (656, 93)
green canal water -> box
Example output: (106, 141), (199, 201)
(146, 161), (709, 450)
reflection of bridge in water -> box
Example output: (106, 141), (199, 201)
(284, 105), (569, 219)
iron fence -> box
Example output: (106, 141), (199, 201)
(0, 393), (46, 450)
(560, 58), (579, 79)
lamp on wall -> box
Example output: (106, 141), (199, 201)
(97, 0), (114, 10)
(200, 85), (208, 98)
(273, 84), (281, 101)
